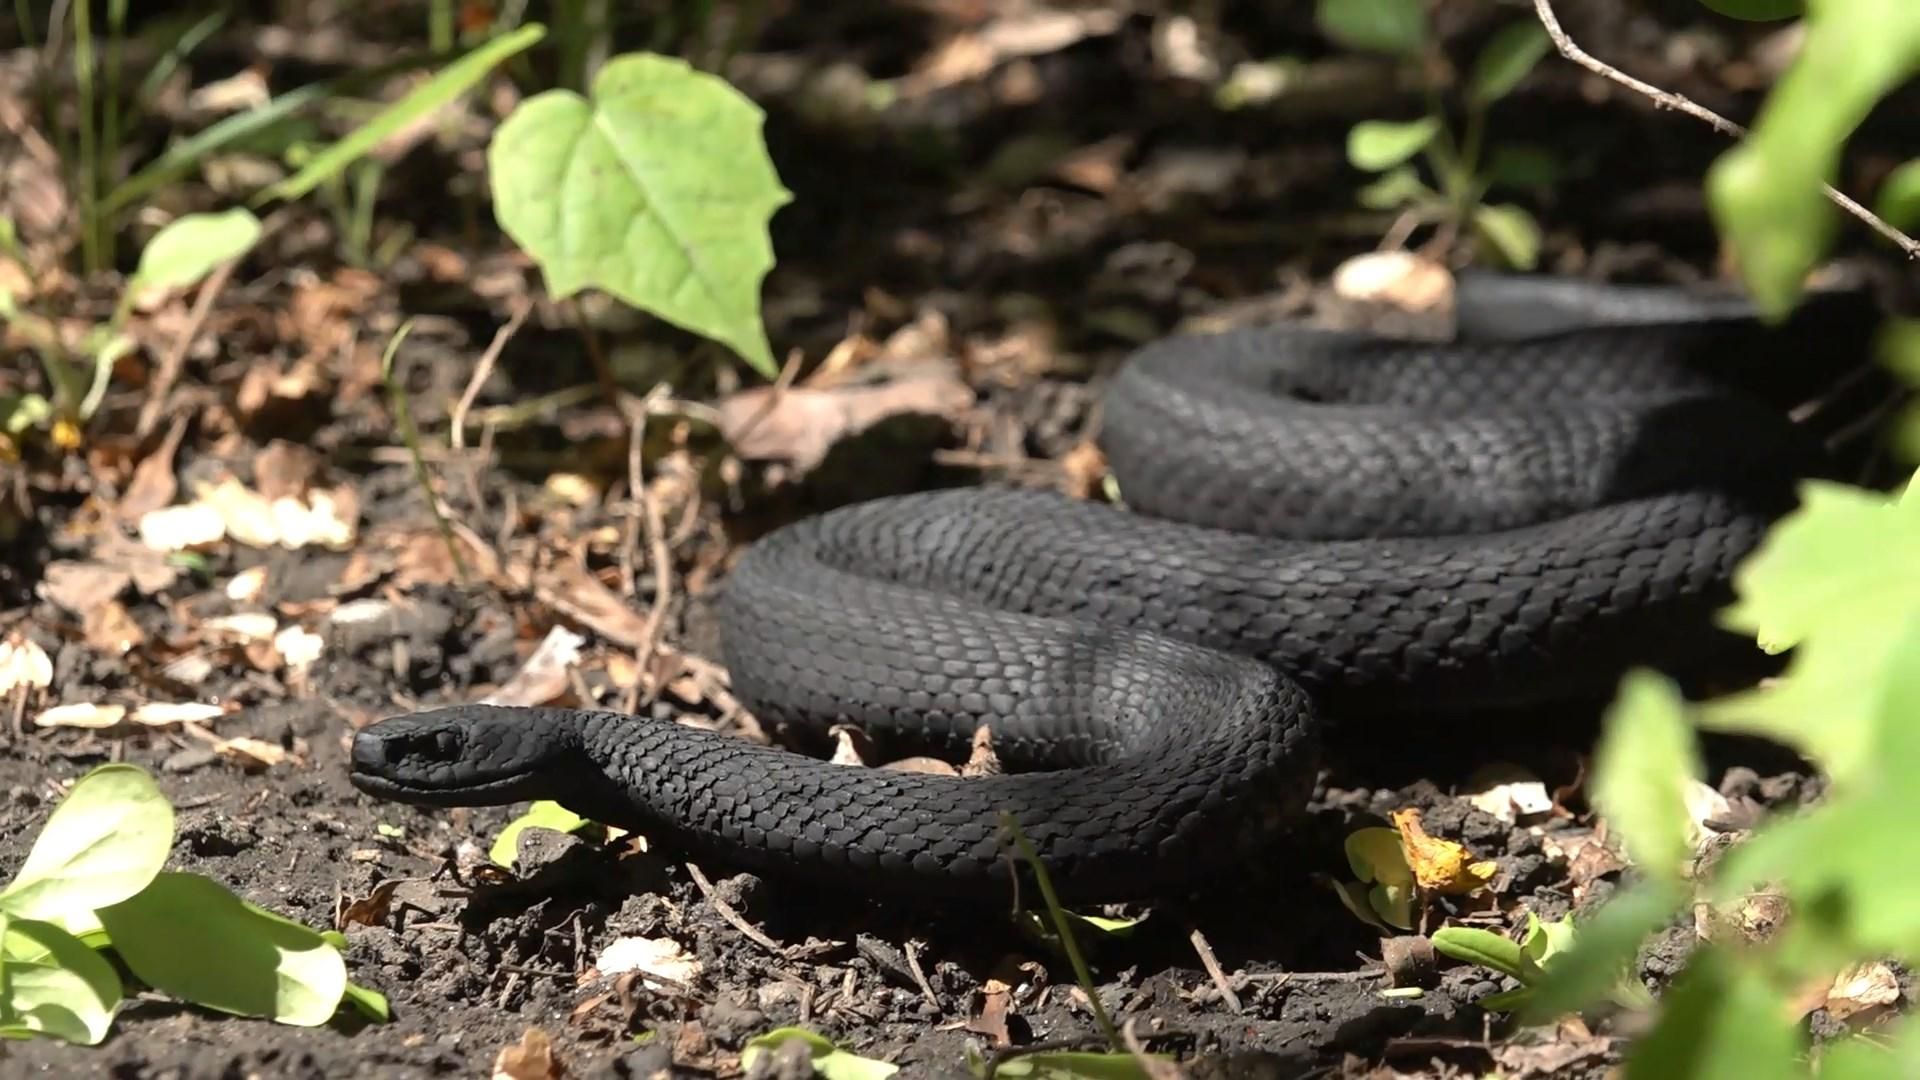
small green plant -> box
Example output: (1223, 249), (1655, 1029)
(0, 763), (385, 1043)
(0, 208), (260, 450)
(1316, 0), (1556, 269)
(1697, 0), (1920, 317)
(1518, 472), (1920, 1073)
(1433, 913), (1652, 1013)
(742, 1027), (899, 1080)
(489, 800), (593, 868)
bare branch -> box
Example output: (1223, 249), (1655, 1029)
(1532, 0), (1919, 259)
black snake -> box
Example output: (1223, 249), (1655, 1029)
(349, 273), (1874, 902)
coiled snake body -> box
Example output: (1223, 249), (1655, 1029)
(350, 274), (1869, 902)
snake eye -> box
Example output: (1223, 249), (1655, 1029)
(432, 730), (462, 760)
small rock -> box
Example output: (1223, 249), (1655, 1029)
(161, 746), (220, 774)
(514, 826), (584, 879)
(700, 994), (767, 1049)
(585, 1039), (674, 1080)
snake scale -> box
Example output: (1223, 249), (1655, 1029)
(349, 273), (1876, 903)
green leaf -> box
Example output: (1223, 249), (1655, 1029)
(1700, 476), (1920, 785)
(1705, 0), (1920, 318)
(0, 764), (174, 926)
(741, 1027), (898, 1080)
(94, 872), (346, 1027)
(1591, 671), (1702, 880)
(0, 394), (52, 436)
(1356, 165), (1434, 210)
(1430, 926), (1528, 981)
(1369, 882), (1414, 930)
(1315, 0), (1429, 55)
(1520, 881), (1678, 1021)
(488, 52), (793, 378)
(490, 799), (589, 868)
(130, 209), (261, 293)
(1345, 827), (1412, 886)
(259, 25), (545, 204)
(1622, 950), (1804, 1080)
(1329, 879), (1393, 931)
(341, 981), (391, 1023)
(0, 916), (121, 1045)
(1472, 202), (1542, 269)
(1468, 21), (1552, 106)
(1874, 158), (1920, 231)
(1347, 118), (1440, 171)
(1695, 0), (1805, 20)
(1521, 912), (1578, 972)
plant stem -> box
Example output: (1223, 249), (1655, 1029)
(998, 813), (1124, 1051)
(71, 0), (99, 273)
(103, 0), (127, 258)
(381, 321), (469, 585)
(429, 0), (453, 53)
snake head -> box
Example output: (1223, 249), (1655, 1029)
(350, 705), (578, 807)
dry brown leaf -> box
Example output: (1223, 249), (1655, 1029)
(967, 978), (1016, 1047)
(35, 703), (127, 729)
(1489, 1021), (1617, 1078)
(1391, 807), (1498, 894)
(544, 474), (601, 507)
(904, 8), (1125, 96)
(138, 503), (227, 552)
(253, 440), (323, 500)
(492, 1027), (563, 1080)
(226, 565), (269, 603)
(830, 724), (877, 767)
(40, 561), (132, 615)
(233, 358), (330, 421)
(960, 724), (1003, 777)
(0, 637), (53, 693)
(594, 936), (701, 989)
(1823, 961), (1901, 1024)
(204, 613), (279, 642)
(217, 736), (291, 768)
(535, 560), (652, 650)
(717, 370), (972, 473)
(1051, 135), (1135, 195)
(483, 626), (584, 707)
(129, 702), (227, 727)
(1464, 765), (1556, 824)
(1331, 251), (1453, 312)
(410, 242), (469, 281)
(274, 624), (325, 671)
(95, 530), (182, 593)
(187, 66), (271, 113)
(116, 421), (186, 521)
(1058, 441), (1109, 500)
(338, 879), (401, 929)
(83, 601), (145, 655)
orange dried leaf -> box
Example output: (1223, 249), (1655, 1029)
(1391, 808), (1498, 894)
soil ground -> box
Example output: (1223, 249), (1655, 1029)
(2, 2), (1915, 1077)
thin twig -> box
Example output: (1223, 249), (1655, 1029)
(450, 298), (532, 450)
(683, 862), (788, 957)
(619, 385), (676, 715)
(1187, 927), (1243, 1014)
(450, 299), (531, 519)
(1532, 0), (1919, 258)
(135, 258), (237, 439)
